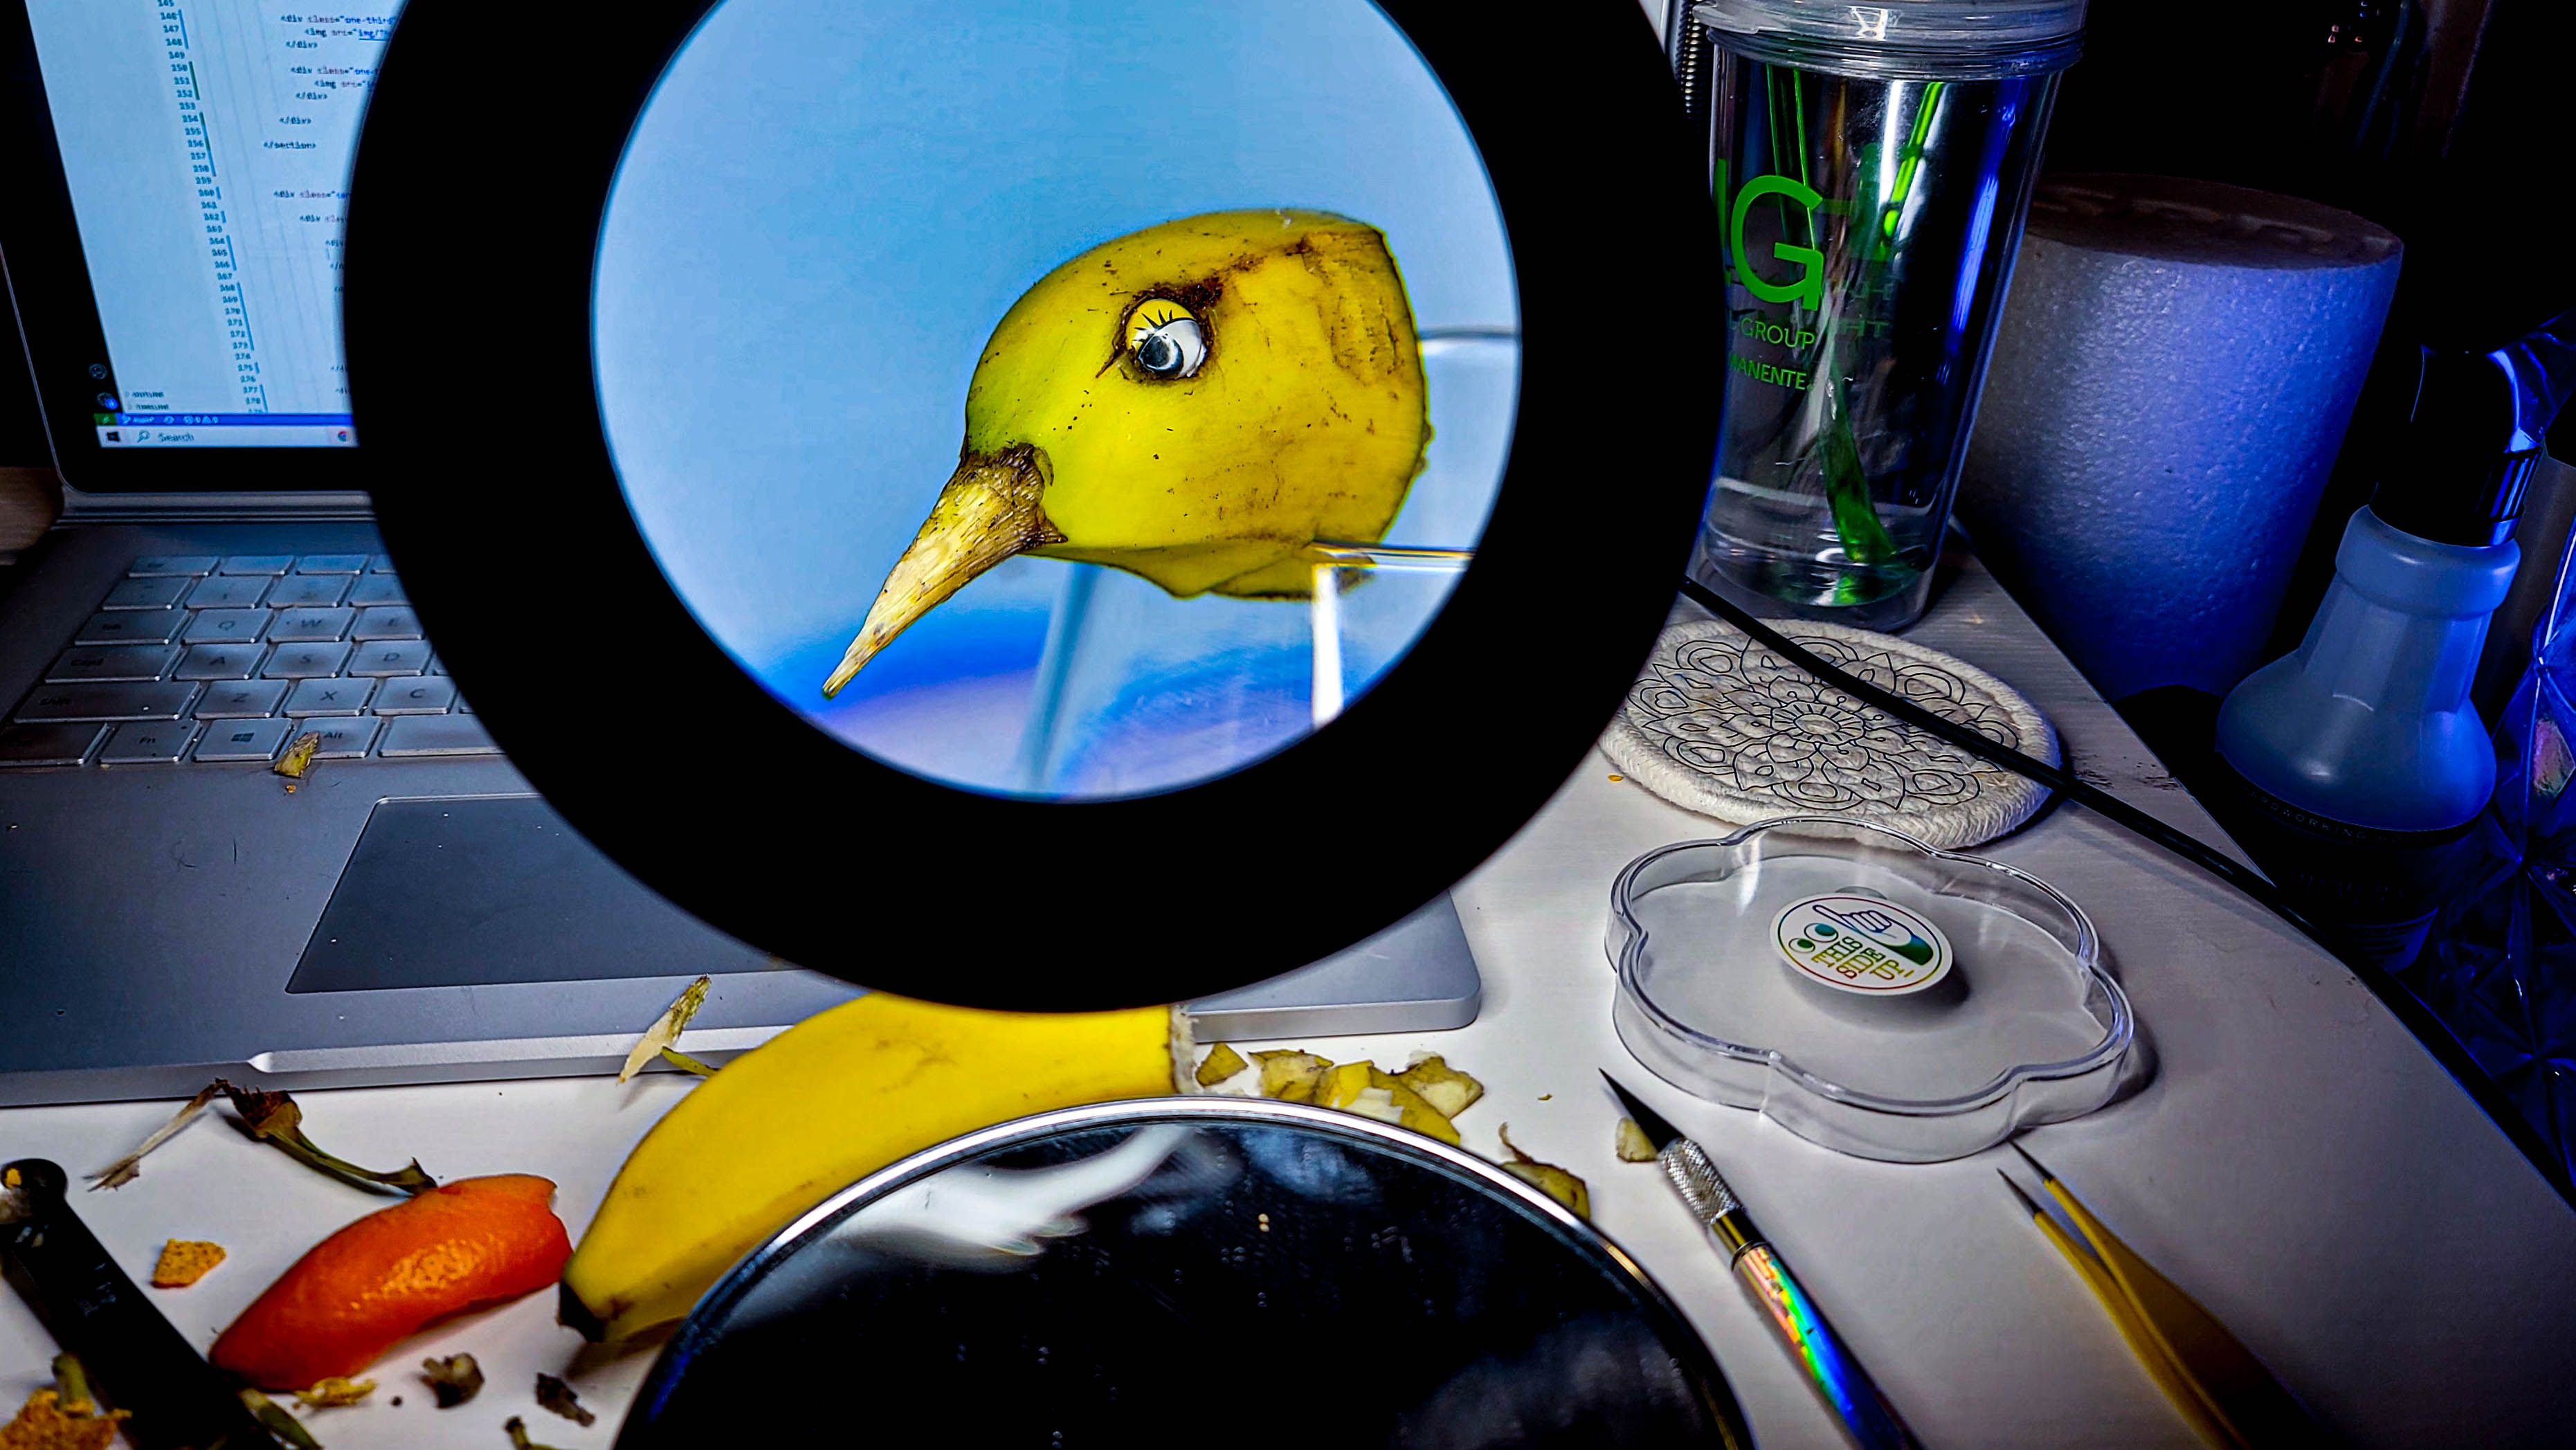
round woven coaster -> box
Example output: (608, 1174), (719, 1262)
(1602, 617), (2059, 849)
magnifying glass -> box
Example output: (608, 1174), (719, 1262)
(343, 0), (1720, 1011)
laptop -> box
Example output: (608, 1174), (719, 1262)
(0, 0), (1478, 1107)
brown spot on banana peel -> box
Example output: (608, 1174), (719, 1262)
(822, 444), (1064, 698)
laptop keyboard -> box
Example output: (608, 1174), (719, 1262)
(0, 554), (500, 768)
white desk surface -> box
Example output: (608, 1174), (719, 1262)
(4, 556), (2571, 1449)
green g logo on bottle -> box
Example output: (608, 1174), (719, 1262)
(1727, 175), (1824, 310)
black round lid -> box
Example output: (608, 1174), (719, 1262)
(617, 1099), (1751, 1448)
(341, 0), (1721, 1009)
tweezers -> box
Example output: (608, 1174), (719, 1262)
(2000, 1142), (2339, 1449)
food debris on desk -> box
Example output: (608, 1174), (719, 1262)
(212, 1175), (571, 1390)
(1251, 1049), (1329, 1102)
(149, 1237), (226, 1287)
(293, 1376), (375, 1409)
(1206, 1043), (1498, 1154)
(238, 1389), (326, 1450)
(1395, 1054), (1483, 1118)
(420, 1354), (485, 1408)
(273, 732), (322, 781)
(3, 1356), (128, 1450)
(504, 1415), (568, 1450)
(620, 975), (716, 1082)
(532, 1374), (595, 1427)
(3, 1390), (125, 1450)
(1193, 1042), (1248, 1087)
(1497, 1125), (1591, 1219)
(1614, 1118), (1660, 1162)
(87, 1080), (433, 1196)
(1316, 1062), (1462, 1145)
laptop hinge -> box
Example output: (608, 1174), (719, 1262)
(55, 486), (377, 523)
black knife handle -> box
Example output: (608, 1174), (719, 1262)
(1, 1159), (272, 1450)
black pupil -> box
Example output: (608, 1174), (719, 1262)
(1137, 331), (1178, 373)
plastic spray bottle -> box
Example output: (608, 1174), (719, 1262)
(2216, 326), (2576, 965)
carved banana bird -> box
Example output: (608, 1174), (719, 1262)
(824, 209), (1431, 697)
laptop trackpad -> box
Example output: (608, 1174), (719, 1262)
(288, 797), (774, 993)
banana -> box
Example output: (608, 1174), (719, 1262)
(560, 994), (1191, 1342)
(825, 208), (1430, 696)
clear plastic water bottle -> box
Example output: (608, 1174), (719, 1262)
(1680, 0), (2083, 629)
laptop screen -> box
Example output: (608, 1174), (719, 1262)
(18, 1), (394, 451)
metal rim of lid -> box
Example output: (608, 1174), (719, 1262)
(624, 1096), (1754, 1444)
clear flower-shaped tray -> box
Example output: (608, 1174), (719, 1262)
(1606, 818), (2132, 1161)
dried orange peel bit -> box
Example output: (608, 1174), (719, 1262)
(1, 1390), (127, 1450)
(151, 1238), (226, 1287)
(211, 1174), (572, 1390)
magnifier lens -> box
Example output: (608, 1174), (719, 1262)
(595, 0), (1518, 800)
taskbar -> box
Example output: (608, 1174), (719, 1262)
(94, 413), (356, 448)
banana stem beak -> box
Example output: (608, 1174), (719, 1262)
(824, 444), (1062, 698)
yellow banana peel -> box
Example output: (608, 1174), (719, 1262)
(559, 994), (1191, 1343)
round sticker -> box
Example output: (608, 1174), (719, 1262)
(1772, 894), (1953, 996)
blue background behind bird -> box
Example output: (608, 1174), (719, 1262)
(595, 0), (1517, 795)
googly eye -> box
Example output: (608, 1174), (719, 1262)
(1125, 301), (1208, 379)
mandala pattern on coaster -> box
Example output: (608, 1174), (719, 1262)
(1601, 617), (2060, 849)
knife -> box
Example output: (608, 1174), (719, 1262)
(1, 1158), (281, 1449)
(1602, 1073), (1923, 1450)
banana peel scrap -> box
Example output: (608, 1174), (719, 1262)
(1204, 1043), (1495, 1161)
(1201, 1042), (1592, 1217)
(1396, 1055), (1482, 1118)
(505, 1417), (570, 1450)
(272, 731), (322, 781)
(86, 1079), (433, 1196)
(1498, 1125), (1591, 1219)
(420, 1354), (485, 1408)
(532, 1375), (595, 1428)
(1615, 1118), (1660, 1163)
(1251, 1050), (1330, 1103)
(293, 1377), (374, 1409)
(621, 976), (716, 1082)
(1194, 1043), (1248, 1087)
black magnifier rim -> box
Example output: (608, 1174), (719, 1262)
(343, 0), (1720, 1008)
